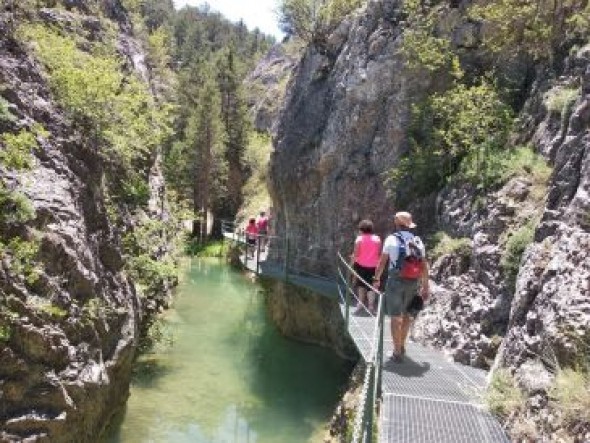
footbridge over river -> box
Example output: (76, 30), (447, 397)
(222, 222), (509, 443)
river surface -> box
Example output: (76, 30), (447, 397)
(106, 258), (350, 443)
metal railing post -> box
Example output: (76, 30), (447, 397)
(365, 364), (375, 443)
(375, 302), (384, 401)
(256, 235), (261, 274)
(345, 280), (350, 330)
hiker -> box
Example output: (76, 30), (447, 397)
(350, 219), (382, 315)
(245, 218), (258, 258)
(373, 212), (429, 362)
(256, 211), (269, 251)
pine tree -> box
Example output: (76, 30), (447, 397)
(185, 69), (226, 240)
(216, 47), (251, 218)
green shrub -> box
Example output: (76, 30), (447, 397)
(278, 0), (364, 44)
(388, 81), (513, 201)
(127, 254), (177, 297)
(430, 232), (472, 262)
(37, 303), (68, 318)
(122, 217), (179, 296)
(460, 145), (552, 195)
(550, 369), (590, 426)
(486, 368), (524, 418)
(500, 220), (536, 290)
(185, 239), (225, 257)
(20, 24), (171, 170)
(120, 174), (151, 207)
(138, 317), (175, 353)
(0, 324), (11, 343)
(400, 0), (462, 74)
(469, 0), (590, 60)
(0, 186), (36, 225)
(240, 131), (272, 220)
(0, 125), (46, 170)
(0, 96), (16, 123)
(544, 86), (579, 114)
(4, 237), (41, 284)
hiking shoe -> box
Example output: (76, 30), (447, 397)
(392, 353), (404, 363)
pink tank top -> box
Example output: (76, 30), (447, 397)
(355, 234), (381, 268)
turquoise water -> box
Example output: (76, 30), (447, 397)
(106, 259), (351, 443)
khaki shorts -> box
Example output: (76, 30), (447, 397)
(384, 273), (418, 317)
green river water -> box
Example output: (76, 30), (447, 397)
(106, 258), (351, 443)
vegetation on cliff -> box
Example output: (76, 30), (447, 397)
(278, 0), (364, 44)
(386, 0), (589, 439)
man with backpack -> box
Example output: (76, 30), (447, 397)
(372, 212), (430, 362)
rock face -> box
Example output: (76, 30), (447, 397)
(260, 278), (357, 360)
(268, 0), (589, 440)
(0, 4), (170, 441)
(245, 42), (300, 133)
(491, 46), (590, 439)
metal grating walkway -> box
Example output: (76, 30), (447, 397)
(380, 394), (508, 443)
(344, 303), (508, 442)
(223, 231), (509, 442)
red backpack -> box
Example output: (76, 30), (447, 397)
(394, 232), (424, 280)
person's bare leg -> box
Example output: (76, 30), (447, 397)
(390, 316), (396, 349)
(358, 287), (367, 308)
(392, 315), (404, 355)
(367, 290), (375, 313)
(400, 315), (413, 354)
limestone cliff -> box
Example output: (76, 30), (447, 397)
(0, 2), (175, 441)
(269, 0), (589, 440)
(245, 41), (301, 133)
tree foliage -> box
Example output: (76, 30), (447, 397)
(160, 4), (273, 238)
(278, 0), (364, 44)
(21, 24), (172, 170)
(470, 0), (590, 60)
(401, 0), (461, 74)
(389, 80), (513, 200)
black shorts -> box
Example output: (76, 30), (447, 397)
(353, 263), (376, 291)
(247, 238), (256, 245)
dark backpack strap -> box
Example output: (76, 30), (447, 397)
(393, 232), (406, 270)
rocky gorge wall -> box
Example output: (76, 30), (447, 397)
(0, 2), (174, 441)
(260, 277), (358, 360)
(268, 0), (589, 439)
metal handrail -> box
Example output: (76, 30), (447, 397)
(336, 252), (385, 443)
(222, 223), (385, 443)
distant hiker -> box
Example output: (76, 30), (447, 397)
(245, 218), (258, 258)
(373, 212), (429, 362)
(350, 219), (382, 315)
(256, 211), (269, 250)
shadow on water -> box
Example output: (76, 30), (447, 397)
(236, 297), (355, 438)
(130, 356), (175, 388)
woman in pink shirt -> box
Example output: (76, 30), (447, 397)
(245, 218), (258, 258)
(350, 219), (382, 314)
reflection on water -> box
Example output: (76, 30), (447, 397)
(105, 258), (351, 443)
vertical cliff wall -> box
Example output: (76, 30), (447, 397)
(0, 2), (174, 441)
(269, 0), (589, 439)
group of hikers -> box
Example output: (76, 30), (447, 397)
(244, 211), (269, 257)
(349, 211), (429, 363)
(241, 209), (428, 362)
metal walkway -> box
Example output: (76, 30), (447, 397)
(222, 226), (508, 443)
